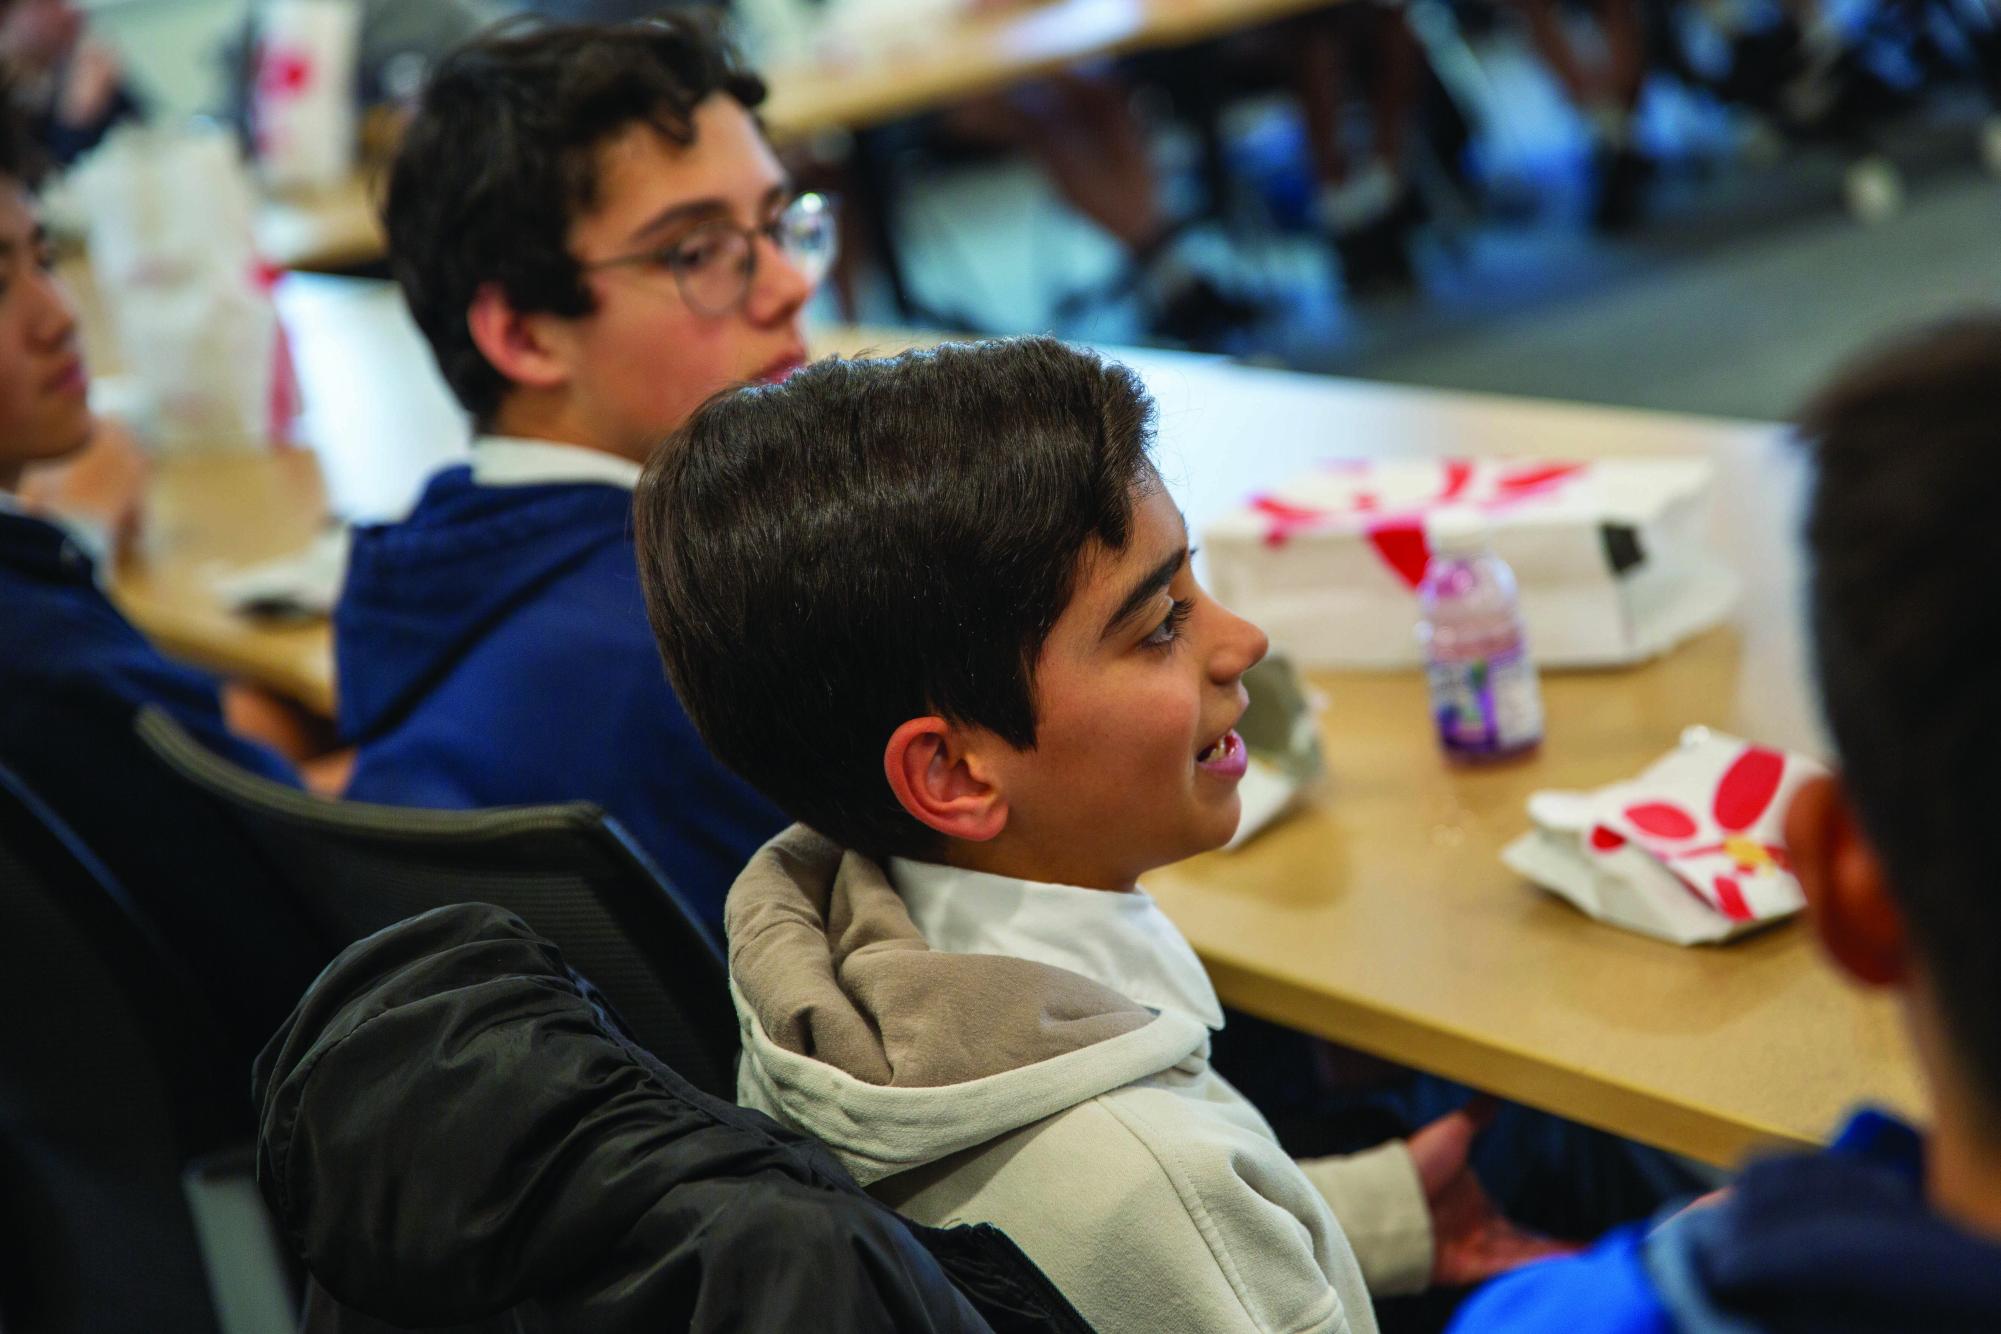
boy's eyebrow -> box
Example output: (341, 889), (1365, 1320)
(627, 182), (793, 245)
(1101, 545), (1189, 641)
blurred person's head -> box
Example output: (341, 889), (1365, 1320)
(0, 0), (84, 73)
(1787, 316), (2001, 1176)
(384, 14), (827, 460)
(636, 337), (1270, 890)
(0, 98), (89, 488)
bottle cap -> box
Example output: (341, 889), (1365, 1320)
(1427, 506), (1491, 556)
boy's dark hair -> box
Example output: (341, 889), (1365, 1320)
(1797, 316), (2001, 1116)
(383, 13), (764, 428)
(636, 337), (1159, 860)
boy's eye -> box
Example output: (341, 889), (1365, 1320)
(667, 230), (740, 275)
(1142, 598), (1195, 650)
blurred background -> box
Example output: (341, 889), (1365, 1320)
(14, 0), (2001, 421)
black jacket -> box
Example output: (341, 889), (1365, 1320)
(253, 902), (1093, 1333)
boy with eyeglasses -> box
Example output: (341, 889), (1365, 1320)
(334, 15), (835, 935)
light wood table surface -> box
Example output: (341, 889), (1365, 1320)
(255, 173), (386, 275)
(244, 0), (1340, 273)
(98, 275), (1924, 1167)
(1124, 358), (1923, 1167)
(114, 449), (340, 715)
(763, 0), (1337, 137)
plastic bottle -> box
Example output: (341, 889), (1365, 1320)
(1416, 509), (1544, 763)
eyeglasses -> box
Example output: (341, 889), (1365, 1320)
(580, 192), (838, 317)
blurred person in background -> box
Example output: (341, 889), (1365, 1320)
(943, 65), (1266, 346)
(0, 0), (140, 167)
(0, 99), (324, 1059)
(1508, 0), (1653, 230)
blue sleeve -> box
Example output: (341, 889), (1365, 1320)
(1448, 1226), (1675, 1334)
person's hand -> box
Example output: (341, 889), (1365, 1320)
(20, 416), (148, 559)
(59, 35), (125, 128)
(1407, 1098), (1579, 1287)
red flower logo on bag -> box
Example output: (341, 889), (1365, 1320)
(1587, 746), (1792, 921)
(250, 41), (319, 158)
(1251, 459), (1589, 588)
(258, 47), (316, 98)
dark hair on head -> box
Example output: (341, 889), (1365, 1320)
(383, 12), (764, 428)
(1797, 315), (2001, 1116)
(636, 336), (1160, 860)
(0, 86), (48, 189)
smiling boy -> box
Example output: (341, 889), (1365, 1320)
(335, 16), (832, 934)
(634, 338), (1558, 1332)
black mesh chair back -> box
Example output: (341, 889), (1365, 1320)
(0, 763), (237, 1334)
(0, 686), (324, 1067)
(136, 708), (740, 1101)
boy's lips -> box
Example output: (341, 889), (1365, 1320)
(1195, 729), (1248, 780)
(43, 357), (87, 398)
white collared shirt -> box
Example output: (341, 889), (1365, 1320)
(887, 857), (1227, 1031)
(470, 435), (645, 491)
(0, 490), (110, 578)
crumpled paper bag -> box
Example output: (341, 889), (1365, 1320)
(1225, 651), (1325, 850)
(71, 124), (297, 452)
(1501, 726), (1827, 944)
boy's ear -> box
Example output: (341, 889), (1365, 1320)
(466, 282), (573, 395)
(1786, 774), (1910, 989)
(883, 717), (1008, 844)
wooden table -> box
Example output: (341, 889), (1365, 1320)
(103, 279), (1925, 1167)
(256, 173), (385, 275)
(763, 0), (1336, 137)
(1124, 356), (1923, 1168)
(246, 0), (1340, 273)
(114, 449), (341, 716)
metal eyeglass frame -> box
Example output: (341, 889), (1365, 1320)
(579, 191), (838, 317)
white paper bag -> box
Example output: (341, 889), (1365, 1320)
(72, 124), (295, 452)
(252, 0), (361, 192)
(1202, 457), (1739, 670)
(1224, 652), (1325, 850)
(1502, 727), (1826, 945)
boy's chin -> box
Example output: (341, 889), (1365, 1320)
(1181, 791), (1244, 860)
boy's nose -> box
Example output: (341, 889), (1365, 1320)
(745, 234), (816, 326)
(29, 265), (78, 350)
(1211, 604), (1269, 684)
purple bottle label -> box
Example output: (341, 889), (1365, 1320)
(1426, 644), (1544, 757)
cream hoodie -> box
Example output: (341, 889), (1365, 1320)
(728, 827), (1434, 1334)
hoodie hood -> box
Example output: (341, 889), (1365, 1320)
(334, 467), (634, 741)
(1647, 1112), (2001, 1334)
(728, 826), (1214, 1185)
